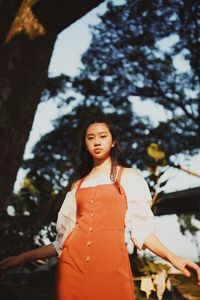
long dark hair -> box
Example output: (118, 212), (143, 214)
(76, 117), (127, 189)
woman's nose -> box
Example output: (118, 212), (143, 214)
(94, 138), (101, 145)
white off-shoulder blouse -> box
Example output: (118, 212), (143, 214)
(52, 169), (156, 257)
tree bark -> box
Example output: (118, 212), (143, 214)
(0, 0), (103, 210)
(0, 33), (57, 210)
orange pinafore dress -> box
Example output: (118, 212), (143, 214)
(56, 166), (135, 300)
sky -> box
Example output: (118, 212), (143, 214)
(14, 0), (200, 261)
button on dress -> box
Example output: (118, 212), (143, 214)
(56, 166), (135, 300)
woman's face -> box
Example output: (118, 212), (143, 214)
(85, 122), (115, 161)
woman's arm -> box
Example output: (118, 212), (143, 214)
(0, 243), (57, 273)
(143, 233), (200, 287)
(0, 187), (78, 274)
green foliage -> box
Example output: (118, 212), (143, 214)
(72, 0), (200, 156)
(177, 214), (199, 237)
(2, 0), (200, 256)
(132, 254), (170, 276)
(0, 173), (64, 259)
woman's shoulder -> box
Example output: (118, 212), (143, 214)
(70, 178), (82, 191)
(121, 167), (151, 195)
(122, 166), (141, 176)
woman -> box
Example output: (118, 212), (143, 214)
(0, 118), (200, 300)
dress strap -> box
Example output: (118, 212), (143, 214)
(76, 177), (85, 190)
(116, 166), (124, 184)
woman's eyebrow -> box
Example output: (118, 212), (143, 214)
(87, 131), (107, 136)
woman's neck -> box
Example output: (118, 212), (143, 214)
(85, 158), (119, 182)
(92, 157), (112, 174)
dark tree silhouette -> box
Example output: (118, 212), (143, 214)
(0, 0), (103, 210)
(72, 0), (200, 156)
(1, 0), (200, 257)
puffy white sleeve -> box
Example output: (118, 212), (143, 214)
(121, 169), (156, 252)
(52, 189), (77, 256)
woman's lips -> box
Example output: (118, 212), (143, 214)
(94, 148), (102, 153)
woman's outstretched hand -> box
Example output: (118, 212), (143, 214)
(0, 244), (57, 277)
(169, 254), (200, 287)
(143, 233), (200, 287)
(0, 254), (26, 273)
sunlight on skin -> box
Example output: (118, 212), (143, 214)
(9, 0), (200, 262)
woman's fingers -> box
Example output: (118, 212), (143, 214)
(185, 260), (200, 284)
(0, 257), (13, 269)
(170, 256), (200, 286)
(179, 259), (200, 286)
(0, 255), (25, 271)
(181, 265), (191, 277)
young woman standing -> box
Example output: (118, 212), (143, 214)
(0, 118), (200, 300)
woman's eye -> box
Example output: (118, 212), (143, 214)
(101, 135), (106, 138)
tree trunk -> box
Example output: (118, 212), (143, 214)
(0, 33), (57, 210)
(0, 0), (103, 210)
